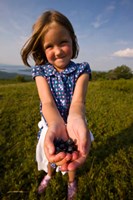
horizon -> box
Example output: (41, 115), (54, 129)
(0, 63), (132, 75)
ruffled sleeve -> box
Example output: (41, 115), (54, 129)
(32, 66), (44, 80)
(75, 62), (92, 80)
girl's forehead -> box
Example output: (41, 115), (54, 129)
(47, 21), (65, 30)
(44, 22), (70, 37)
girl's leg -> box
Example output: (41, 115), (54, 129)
(38, 162), (54, 194)
(68, 170), (76, 183)
(47, 162), (55, 176)
(67, 170), (77, 200)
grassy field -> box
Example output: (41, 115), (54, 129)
(0, 79), (133, 200)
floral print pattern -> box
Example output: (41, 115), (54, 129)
(32, 61), (91, 123)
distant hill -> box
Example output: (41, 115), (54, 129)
(0, 70), (32, 80)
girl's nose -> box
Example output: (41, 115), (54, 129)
(55, 46), (62, 56)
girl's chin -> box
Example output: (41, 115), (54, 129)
(54, 66), (66, 72)
(53, 62), (69, 71)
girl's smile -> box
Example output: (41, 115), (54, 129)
(43, 22), (73, 72)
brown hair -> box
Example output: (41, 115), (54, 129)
(21, 10), (79, 67)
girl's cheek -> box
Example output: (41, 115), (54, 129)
(45, 50), (53, 60)
(64, 46), (73, 57)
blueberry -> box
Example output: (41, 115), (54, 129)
(53, 137), (78, 154)
(59, 143), (65, 149)
(66, 138), (74, 145)
(67, 146), (73, 153)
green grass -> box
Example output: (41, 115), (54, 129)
(0, 79), (133, 200)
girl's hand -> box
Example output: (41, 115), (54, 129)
(66, 117), (91, 171)
(44, 122), (72, 167)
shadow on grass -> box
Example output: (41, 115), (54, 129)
(94, 123), (133, 161)
(77, 123), (133, 176)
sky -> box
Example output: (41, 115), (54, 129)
(0, 0), (133, 72)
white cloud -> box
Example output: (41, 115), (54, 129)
(91, 2), (115, 29)
(106, 5), (116, 11)
(10, 19), (23, 32)
(91, 15), (108, 28)
(113, 48), (133, 58)
(115, 40), (129, 45)
(121, 0), (131, 5)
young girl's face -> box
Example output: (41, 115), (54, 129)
(43, 22), (73, 72)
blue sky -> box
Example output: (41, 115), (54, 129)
(0, 0), (133, 71)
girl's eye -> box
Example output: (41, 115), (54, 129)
(44, 45), (52, 50)
(61, 40), (68, 44)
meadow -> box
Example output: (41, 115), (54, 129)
(0, 79), (133, 200)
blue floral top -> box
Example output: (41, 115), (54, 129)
(32, 61), (91, 123)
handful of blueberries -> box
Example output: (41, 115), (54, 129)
(54, 138), (77, 154)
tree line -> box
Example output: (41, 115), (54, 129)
(92, 65), (133, 80)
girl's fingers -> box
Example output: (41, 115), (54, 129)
(55, 153), (72, 166)
(79, 132), (91, 155)
(60, 162), (68, 171)
(50, 152), (66, 163)
(71, 151), (79, 161)
(67, 154), (87, 171)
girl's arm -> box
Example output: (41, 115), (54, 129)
(65, 73), (91, 171)
(35, 76), (64, 126)
(35, 76), (71, 165)
(68, 73), (89, 120)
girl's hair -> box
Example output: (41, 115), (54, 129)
(21, 10), (79, 67)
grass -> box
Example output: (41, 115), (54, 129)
(0, 79), (133, 200)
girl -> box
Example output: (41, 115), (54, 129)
(21, 10), (93, 200)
